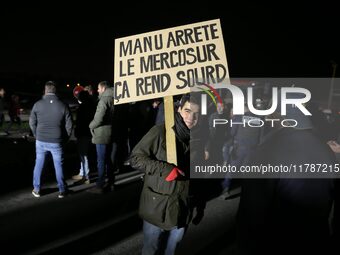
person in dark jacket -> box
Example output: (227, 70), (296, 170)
(6, 94), (22, 133)
(128, 99), (156, 152)
(0, 87), (5, 128)
(130, 93), (204, 255)
(218, 105), (262, 199)
(237, 91), (337, 255)
(206, 101), (231, 165)
(72, 90), (96, 184)
(110, 103), (129, 173)
(229, 105), (261, 168)
(29, 81), (73, 198)
(327, 133), (340, 253)
(89, 81), (114, 193)
(152, 98), (165, 125)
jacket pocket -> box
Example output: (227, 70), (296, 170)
(144, 173), (176, 195)
(139, 187), (169, 225)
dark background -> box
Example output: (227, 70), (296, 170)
(0, 3), (339, 254)
(0, 1), (339, 95)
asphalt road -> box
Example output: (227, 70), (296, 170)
(0, 134), (241, 255)
(0, 167), (240, 255)
(88, 192), (241, 255)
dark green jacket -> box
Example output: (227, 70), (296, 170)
(130, 124), (192, 230)
(89, 87), (114, 144)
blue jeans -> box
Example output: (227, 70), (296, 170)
(221, 175), (232, 191)
(142, 220), (185, 255)
(222, 142), (231, 164)
(96, 144), (113, 188)
(33, 140), (67, 192)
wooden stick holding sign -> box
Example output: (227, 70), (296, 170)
(164, 96), (177, 165)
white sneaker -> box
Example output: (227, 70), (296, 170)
(32, 189), (40, 198)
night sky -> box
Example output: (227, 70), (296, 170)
(0, 2), (339, 89)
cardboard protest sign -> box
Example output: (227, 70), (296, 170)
(114, 19), (229, 104)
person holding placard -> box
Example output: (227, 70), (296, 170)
(130, 93), (205, 255)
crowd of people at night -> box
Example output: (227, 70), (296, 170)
(0, 80), (339, 255)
